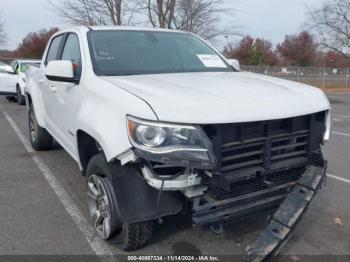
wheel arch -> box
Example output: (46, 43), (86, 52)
(25, 91), (46, 127)
(76, 129), (104, 176)
(25, 92), (32, 106)
(87, 153), (184, 224)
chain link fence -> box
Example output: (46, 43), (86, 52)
(2, 57), (350, 90)
(241, 66), (350, 90)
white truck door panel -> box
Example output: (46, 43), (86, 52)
(40, 34), (69, 147)
(45, 33), (82, 156)
(48, 80), (80, 156)
(0, 72), (17, 93)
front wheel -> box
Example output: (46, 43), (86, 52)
(28, 104), (53, 150)
(86, 154), (153, 251)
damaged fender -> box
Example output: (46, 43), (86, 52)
(106, 159), (183, 224)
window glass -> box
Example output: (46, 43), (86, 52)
(46, 35), (64, 65)
(61, 34), (81, 77)
(88, 31), (232, 76)
(20, 62), (41, 72)
(10, 61), (18, 71)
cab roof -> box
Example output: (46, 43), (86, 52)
(66, 25), (188, 34)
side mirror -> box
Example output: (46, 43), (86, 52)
(45, 60), (78, 83)
(227, 59), (240, 71)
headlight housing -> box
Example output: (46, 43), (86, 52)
(127, 116), (216, 169)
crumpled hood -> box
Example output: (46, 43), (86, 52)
(102, 71), (330, 124)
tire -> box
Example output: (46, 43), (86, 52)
(86, 153), (153, 251)
(17, 86), (26, 105)
(28, 104), (53, 150)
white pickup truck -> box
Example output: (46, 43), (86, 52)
(26, 26), (331, 257)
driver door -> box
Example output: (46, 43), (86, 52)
(45, 33), (82, 157)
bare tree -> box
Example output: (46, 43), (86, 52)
(146, 0), (176, 28)
(174, 0), (235, 40)
(145, 0), (237, 40)
(0, 12), (7, 46)
(50, 0), (142, 26)
(308, 0), (350, 57)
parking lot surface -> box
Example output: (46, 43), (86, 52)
(0, 93), (350, 258)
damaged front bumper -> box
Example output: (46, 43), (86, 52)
(192, 161), (327, 261)
(245, 162), (327, 262)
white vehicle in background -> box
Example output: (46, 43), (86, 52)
(25, 26), (331, 258)
(10, 60), (41, 105)
(0, 61), (17, 96)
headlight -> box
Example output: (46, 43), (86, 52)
(127, 116), (216, 169)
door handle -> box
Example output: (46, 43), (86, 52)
(49, 85), (57, 92)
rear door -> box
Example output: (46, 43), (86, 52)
(0, 62), (17, 94)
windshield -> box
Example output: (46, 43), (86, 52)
(20, 62), (41, 72)
(88, 30), (232, 76)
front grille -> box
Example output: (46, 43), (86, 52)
(203, 111), (326, 200)
(214, 167), (304, 200)
(220, 130), (309, 173)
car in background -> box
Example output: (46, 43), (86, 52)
(10, 60), (41, 105)
(0, 61), (17, 96)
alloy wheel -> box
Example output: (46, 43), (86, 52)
(87, 175), (113, 239)
(29, 108), (36, 143)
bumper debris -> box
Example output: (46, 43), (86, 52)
(246, 164), (327, 262)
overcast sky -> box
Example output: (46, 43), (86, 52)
(1, 0), (325, 50)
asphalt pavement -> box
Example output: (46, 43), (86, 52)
(0, 93), (350, 259)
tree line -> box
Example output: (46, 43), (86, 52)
(223, 31), (350, 68)
(1, 0), (350, 68)
(224, 0), (350, 68)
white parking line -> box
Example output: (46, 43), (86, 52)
(1, 108), (114, 257)
(332, 131), (350, 137)
(328, 173), (350, 184)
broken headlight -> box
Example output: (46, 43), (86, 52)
(127, 116), (216, 169)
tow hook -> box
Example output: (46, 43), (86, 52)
(245, 164), (327, 262)
(209, 223), (224, 235)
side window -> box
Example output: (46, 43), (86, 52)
(46, 35), (64, 65)
(61, 34), (82, 78)
(10, 61), (17, 70)
(15, 63), (20, 74)
(11, 61), (19, 72)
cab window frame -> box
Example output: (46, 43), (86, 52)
(45, 34), (66, 66)
(59, 32), (83, 81)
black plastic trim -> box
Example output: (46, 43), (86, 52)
(45, 74), (79, 84)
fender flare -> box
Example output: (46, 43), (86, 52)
(96, 154), (183, 223)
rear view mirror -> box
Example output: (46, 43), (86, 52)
(45, 60), (78, 83)
(227, 59), (240, 71)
